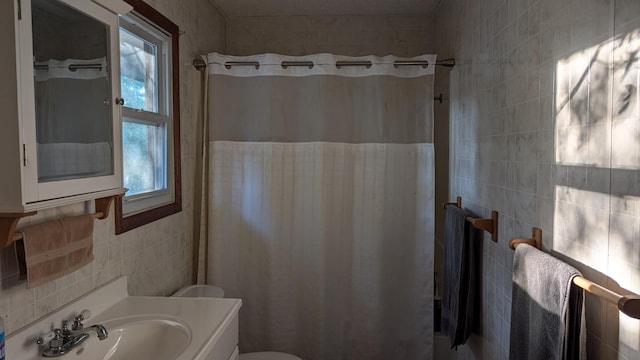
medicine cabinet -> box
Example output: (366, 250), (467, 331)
(0, 0), (131, 216)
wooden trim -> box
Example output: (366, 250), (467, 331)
(170, 13), (182, 216)
(115, 199), (181, 234)
(121, 0), (178, 35)
(116, 0), (182, 234)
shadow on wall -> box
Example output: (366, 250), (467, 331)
(553, 25), (640, 356)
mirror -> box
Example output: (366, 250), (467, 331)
(31, 0), (113, 182)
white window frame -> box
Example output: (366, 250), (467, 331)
(115, 0), (181, 234)
(120, 13), (174, 216)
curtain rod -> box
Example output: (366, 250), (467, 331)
(436, 58), (456, 67)
(281, 61), (314, 69)
(34, 63), (104, 71)
(193, 57), (456, 70)
(225, 61), (260, 69)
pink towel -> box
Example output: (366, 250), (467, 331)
(15, 214), (94, 288)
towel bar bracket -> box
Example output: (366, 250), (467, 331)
(619, 295), (640, 319)
(0, 211), (37, 248)
(468, 211), (498, 242)
(509, 227), (541, 250)
(469, 217), (492, 232)
(442, 196), (462, 210)
(491, 211), (499, 242)
(443, 196), (498, 241)
(94, 196), (117, 220)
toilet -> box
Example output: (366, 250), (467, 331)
(172, 284), (225, 298)
(172, 285), (302, 360)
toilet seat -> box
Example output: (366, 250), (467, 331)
(239, 352), (302, 360)
(172, 284), (224, 298)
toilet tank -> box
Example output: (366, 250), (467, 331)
(172, 285), (225, 298)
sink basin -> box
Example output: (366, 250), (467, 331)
(61, 315), (191, 360)
(7, 276), (242, 360)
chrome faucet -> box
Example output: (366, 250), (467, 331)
(72, 324), (108, 341)
(36, 310), (108, 357)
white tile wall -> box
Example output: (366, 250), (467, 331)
(0, 0), (226, 335)
(436, 0), (640, 358)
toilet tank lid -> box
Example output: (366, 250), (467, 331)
(172, 285), (225, 298)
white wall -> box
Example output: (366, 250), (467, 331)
(436, 0), (640, 358)
(226, 15), (435, 57)
(0, 0), (226, 335)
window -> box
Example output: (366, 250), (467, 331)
(115, 0), (181, 234)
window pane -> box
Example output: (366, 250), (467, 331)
(122, 120), (166, 196)
(120, 28), (158, 112)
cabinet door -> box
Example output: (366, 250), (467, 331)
(18, 0), (124, 205)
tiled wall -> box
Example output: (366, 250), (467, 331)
(436, 0), (640, 358)
(226, 15), (435, 57)
(0, 0), (226, 335)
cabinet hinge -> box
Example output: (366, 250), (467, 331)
(23, 144), (28, 166)
(17, 0), (22, 20)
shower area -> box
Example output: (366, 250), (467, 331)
(195, 53), (437, 360)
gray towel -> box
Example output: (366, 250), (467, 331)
(441, 205), (480, 348)
(509, 244), (586, 360)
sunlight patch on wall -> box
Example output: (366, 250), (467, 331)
(555, 41), (612, 167)
(612, 29), (640, 170)
(553, 25), (640, 358)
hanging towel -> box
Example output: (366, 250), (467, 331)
(441, 205), (480, 348)
(509, 244), (586, 360)
(15, 214), (94, 288)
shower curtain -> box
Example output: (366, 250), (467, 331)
(202, 53), (436, 360)
(34, 57), (112, 180)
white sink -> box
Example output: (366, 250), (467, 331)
(61, 315), (191, 360)
(6, 277), (242, 360)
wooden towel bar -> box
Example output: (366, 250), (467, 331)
(0, 195), (117, 248)
(510, 228), (640, 320)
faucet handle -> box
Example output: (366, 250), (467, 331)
(50, 329), (64, 349)
(72, 309), (91, 331)
(76, 309), (91, 321)
(35, 330), (56, 345)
